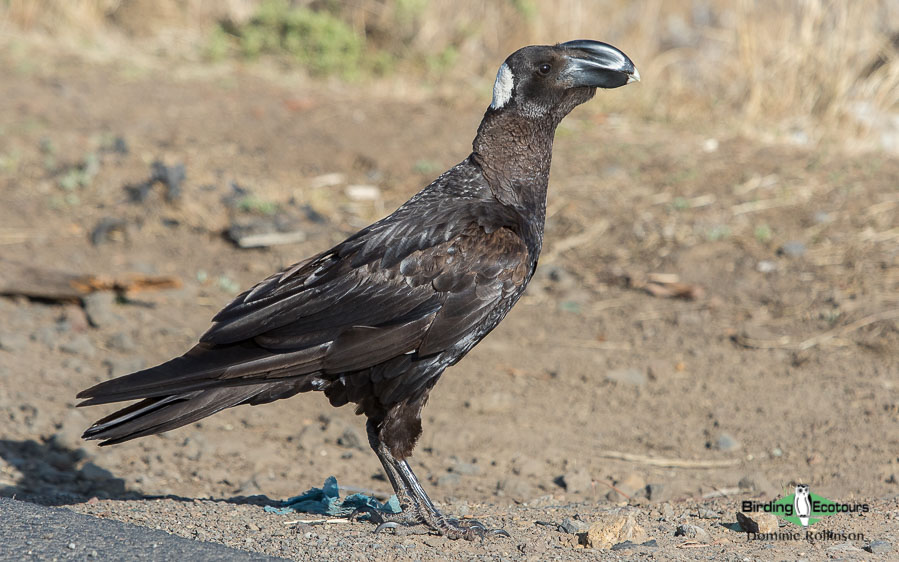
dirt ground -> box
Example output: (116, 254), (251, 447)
(1, 39), (897, 560)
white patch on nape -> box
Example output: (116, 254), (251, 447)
(490, 63), (514, 109)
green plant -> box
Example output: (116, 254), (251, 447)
(58, 152), (99, 191)
(237, 195), (279, 215)
(754, 223), (773, 243)
(221, 0), (366, 77)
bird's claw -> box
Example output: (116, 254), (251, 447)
(444, 518), (510, 541)
(375, 521), (400, 534)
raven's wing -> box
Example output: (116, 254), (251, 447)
(77, 213), (530, 415)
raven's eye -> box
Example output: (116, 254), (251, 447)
(537, 63), (552, 76)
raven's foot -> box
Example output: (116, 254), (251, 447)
(366, 419), (511, 540)
(374, 511), (510, 541)
(434, 518), (511, 541)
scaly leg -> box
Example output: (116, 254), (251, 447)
(365, 419), (510, 540)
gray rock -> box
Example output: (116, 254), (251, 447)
(715, 432), (740, 451)
(736, 511), (777, 533)
(675, 523), (710, 542)
(756, 260), (777, 273)
(813, 211), (832, 224)
(560, 468), (593, 494)
(826, 542), (863, 553)
(497, 477), (533, 501)
(865, 540), (892, 554)
(0, 331), (28, 352)
(82, 292), (117, 328)
(59, 335), (96, 358)
(512, 456), (543, 477)
(605, 367), (647, 386)
(779, 240), (807, 258)
(611, 539), (657, 551)
(106, 332), (136, 352)
(560, 517), (590, 534)
(698, 507), (720, 519)
(658, 502), (675, 520)
(606, 473), (646, 501)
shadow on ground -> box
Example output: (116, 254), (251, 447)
(0, 438), (285, 509)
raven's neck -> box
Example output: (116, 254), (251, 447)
(471, 109), (557, 228)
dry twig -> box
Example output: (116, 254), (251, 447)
(734, 308), (899, 351)
(597, 450), (740, 469)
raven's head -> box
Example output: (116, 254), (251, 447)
(489, 40), (638, 120)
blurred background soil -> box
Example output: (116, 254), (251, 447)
(0, 1), (897, 559)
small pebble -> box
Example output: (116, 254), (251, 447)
(757, 260), (777, 273)
(586, 510), (647, 550)
(560, 517), (591, 534)
(675, 523), (710, 542)
(309, 173), (345, 189)
(813, 211), (832, 224)
(82, 291), (117, 327)
(826, 542), (863, 553)
(865, 540), (892, 554)
(716, 433), (740, 451)
(698, 508), (720, 519)
(736, 511), (778, 533)
(611, 539), (658, 551)
(779, 240), (806, 258)
(497, 476), (533, 501)
(345, 184), (381, 201)
(658, 503), (675, 520)
(67, 543), (76, 550)
(561, 468), (593, 494)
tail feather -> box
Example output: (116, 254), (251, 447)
(82, 381), (309, 445)
(76, 340), (327, 406)
(77, 339), (326, 445)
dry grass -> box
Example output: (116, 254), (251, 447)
(2, 0), (898, 148)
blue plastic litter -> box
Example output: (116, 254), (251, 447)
(264, 476), (400, 517)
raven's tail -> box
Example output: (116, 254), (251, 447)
(77, 341), (324, 445)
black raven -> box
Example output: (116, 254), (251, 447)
(78, 40), (639, 539)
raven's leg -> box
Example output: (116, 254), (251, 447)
(363, 419), (420, 525)
(366, 419), (509, 540)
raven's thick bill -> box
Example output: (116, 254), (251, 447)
(77, 40), (639, 540)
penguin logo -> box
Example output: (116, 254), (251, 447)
(794, 484), (811, 526)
